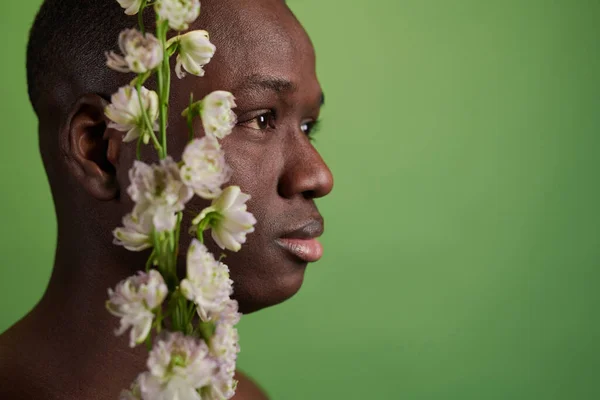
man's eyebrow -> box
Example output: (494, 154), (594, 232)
(236, 75), (298, 94)
(236, 74), (325, 107)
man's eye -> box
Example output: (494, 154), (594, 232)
(301, 121), (314, 135)
(301, 119), (321, 140)
(239, 112), (274, 130)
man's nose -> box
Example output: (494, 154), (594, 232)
(278, 140), (334, 200)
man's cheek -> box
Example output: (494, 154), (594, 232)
(226, 143), (280, 193)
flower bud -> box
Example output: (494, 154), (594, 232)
(106, 29), (163, 74)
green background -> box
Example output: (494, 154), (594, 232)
(2, 1), (600, 399)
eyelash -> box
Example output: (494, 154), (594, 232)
(238, 111), (320, 141)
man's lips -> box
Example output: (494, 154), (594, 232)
(276, 218), (324, 262)
(276, 238), (324, 262)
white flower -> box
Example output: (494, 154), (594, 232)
(117, 0), (143, 15)
(168, 30), (216, 79)
(200, 91), (237, 139)
(193, 186), (256, 252)
(180, 137), (232, 200)
(106, 29), (163, 74)
(128, 157), (194, 232)
(113, 212), (153, 251)
(155, 0), (201, 31)
(205, 367), (237, 400)
(202, 358), (237, 400)
(180, 239), (233, 321)
(105, 85), (159, 143)
(203, 319), (240, 400)
(106, 270), (167, 347)
(211, 324), (239, 366)
(139, 332), (217, 400)
(204, 302), (242, 399)
(213, 299), (241, 326)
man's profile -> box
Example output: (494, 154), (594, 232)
(0, 0), (333, 398)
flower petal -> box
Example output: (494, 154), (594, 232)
(212, 228), (241, 252)
(214, 186), (241, 212)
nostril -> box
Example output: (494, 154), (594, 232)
(302, 189), (316, 200)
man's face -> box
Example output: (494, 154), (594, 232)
(141, 0), (333, 313)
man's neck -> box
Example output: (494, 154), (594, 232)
(0, 236), (148, 399)
(0, 234), (269, 400)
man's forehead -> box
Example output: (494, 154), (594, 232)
(198, 0), (301, 45)
(198, 0), (315, 77)
(175, 0), (319, 103)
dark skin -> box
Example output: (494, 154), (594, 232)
(0, 0), (332, 399)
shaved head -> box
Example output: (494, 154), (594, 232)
(27, 0), (332, 314)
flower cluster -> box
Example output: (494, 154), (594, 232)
(105, 86), (159, 144)
(192, 186), (256, 253)
(180, 240), (233, 321)
(104, 1), (255, 398)
(106, 29), (163, 74)
(169, 31), (216, 79)
(107, 270), (168, 348)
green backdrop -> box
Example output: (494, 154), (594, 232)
(2, 1), (600, 399)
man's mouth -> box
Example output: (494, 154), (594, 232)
(276, 237), (324, 262)
(276, 218), (324, 262)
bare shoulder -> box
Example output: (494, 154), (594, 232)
(233, 371), (270, 400)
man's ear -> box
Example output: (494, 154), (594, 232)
(60, 94), (122, 201)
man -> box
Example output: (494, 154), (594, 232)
(0, 0), (333, 398)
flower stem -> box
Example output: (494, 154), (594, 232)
(145, 333), (152, 351)
(198, 321), (216, 343)
(135, 81), (162, 153)
(156, 18), (170, 159)
(138, 0), (148, 35)
(175, 212), (183, 251)
(155, 306), (163, 333)
(173, 212), (183, 271)
(163, 37), (171, 153)
(145, 248), (156, 272)
(196, 219), (208, 244)
(167, 231), (177, 283)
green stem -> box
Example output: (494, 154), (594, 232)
(145, 333), (152, 351)
(145, 248), (156, 272)
(132, 70), (152, 87)
(173, 212), (183, 277)
(175, 212), (183, 254)
(135, 82), (162, 153)
(198, 321), (216, 343)
(167, 41), (179, 57)
(187, 301), (196, 321)
(163, 41), (171, 154)
(174, 292), (187, 333)
(196, 226), (205, 244)
(136, 133), (143, 160)
(169, 230), (176, 253)
(155, 306), (163, 333)
(156, 18), (170, 159)
(138, 0), (148, 35)
(195, 217), (211, 244)
(167, 231), (178, 286)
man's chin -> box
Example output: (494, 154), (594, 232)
(174, 236), (310, 314)
(232, 261), (308, 314)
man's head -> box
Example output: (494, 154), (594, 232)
(27, 0), (333, 313)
